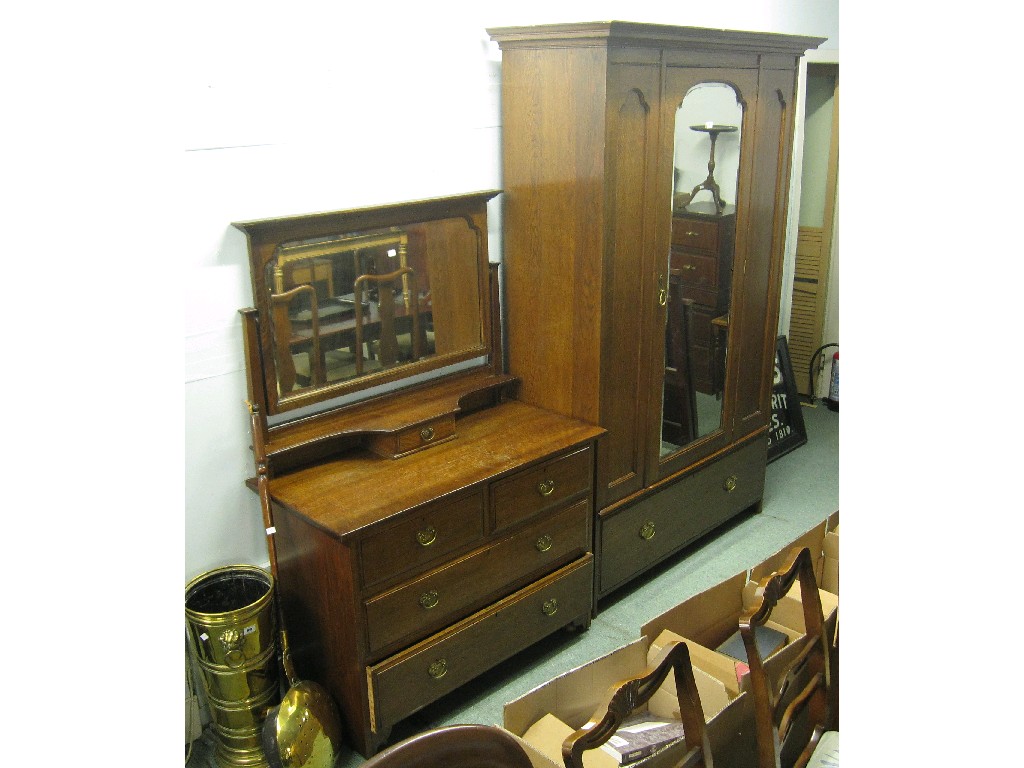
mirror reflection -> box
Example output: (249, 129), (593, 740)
(267, 217), (483, 397)
(661, 82), (743, 456)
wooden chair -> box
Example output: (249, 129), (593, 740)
(740, 546), (837, 768)
(359, 723), (534, 768)
(270, 284), (324, 391)
(353, 266), (421, 375)
(562, 640), (712, 768)
(663, 288), (699, 445)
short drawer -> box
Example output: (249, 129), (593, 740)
(491, 445), (593, 532)
(671, 217), (719, 251)
(367, 555), (594, 734)
(363, 499), (590, 656)
(670, 250), (718, 293)
(598, 440), (766, 596)
(359, 491), (486, 590)
(366, 415), (456, 459)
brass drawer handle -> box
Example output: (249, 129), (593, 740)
(427, 659), (448, 679)
(681, 264), (697, 271)
(723, 475), (738, 492)
(420, 426), (435, 442)
(537, 479), (555, 497)
(535, 534), (553, 553)
(416, 526), (437, 547)
(541, 598), (558, 617)
(685, 230), (701, 237)
(639, 521), (656, 541)
(419, 590), (439, 610)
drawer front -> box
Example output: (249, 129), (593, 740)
(671, 251), (718, 293)
(368, 555), (594, 733)
(671, 217), (719, 251)
(598, 440), (766, 595)
(363, 499), (590, 656)
(360, 491), (486, 590)
(367, 415), (456, 459)
(491, 445), (593, 532)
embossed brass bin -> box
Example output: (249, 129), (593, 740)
(186, 565), (280, 768)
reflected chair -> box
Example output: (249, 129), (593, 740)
(563, 640), (712, 768)
(353, 266), (421, 375)
(663, 287), (699, 446)
(740, 546), (838, 768)
(359, 723), (534, 768)
(270, 284), (325, 391)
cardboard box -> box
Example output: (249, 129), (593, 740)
(821, 517), (839, 595)
(750, 512), (839, 598)
(503, 637), (749, 768)
(641, 572), (838, 698)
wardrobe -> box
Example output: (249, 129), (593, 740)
(488, 22), (824, 599)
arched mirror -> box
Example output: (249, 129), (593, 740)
(660, 82), (743, 456)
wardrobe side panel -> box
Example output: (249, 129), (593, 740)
(500, 46), (608, 423)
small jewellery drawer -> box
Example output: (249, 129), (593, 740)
(359, 491), (486, 590)
(491, 445), (593, 532)
(367, 555), (593, 734)
(670, 251), (718, 292)
(366, 415), (456, 459)
(671, 217), (719, 251)
(363, 500), (590, 656)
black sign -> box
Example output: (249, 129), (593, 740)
(767, 336), (808, 463)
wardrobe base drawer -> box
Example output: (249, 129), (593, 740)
(597, 440), (766, 597)
(367, 555), (593, 735)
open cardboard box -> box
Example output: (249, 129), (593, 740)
(639, 569), (838, 767)
(501, 636), (752, 768)
(750, 512), (839, 597)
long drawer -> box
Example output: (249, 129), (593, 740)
(363, 499), (590, 656)
(597, 440), (766, 596)
(367, 555), (594, 734)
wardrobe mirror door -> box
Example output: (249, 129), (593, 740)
(660, 82), (743, 457)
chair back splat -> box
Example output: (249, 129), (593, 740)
(741, 546), (836, 768)
(563, 640), (712, 768)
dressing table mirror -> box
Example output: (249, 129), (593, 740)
(235, 191), (604, 757)
(235, 191), (496, 420)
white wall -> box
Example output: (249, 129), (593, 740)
(184, 1), (839, 582)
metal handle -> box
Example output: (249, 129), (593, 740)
(639, 521), (656, 541)
(416, 526), (437, 547)
(681, 264), (697, 271)
(658, 274), (667, 306)
(535, 535), (553, 553)
(419, 590), (439, 610)
(686, 230), (700, 237)
(420, 426), (435, 442)
(541, 598), (558, 617)
(537, 479), (555, 497)
(427, 659), (448, 679)
(723, 475), (738, 492)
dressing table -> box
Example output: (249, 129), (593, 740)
(234, 191), (604, 757)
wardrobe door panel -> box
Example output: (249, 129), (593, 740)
(598, 63), (661, 508)
(731, 65), (799, 439)
(653, 67), (759, 483)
